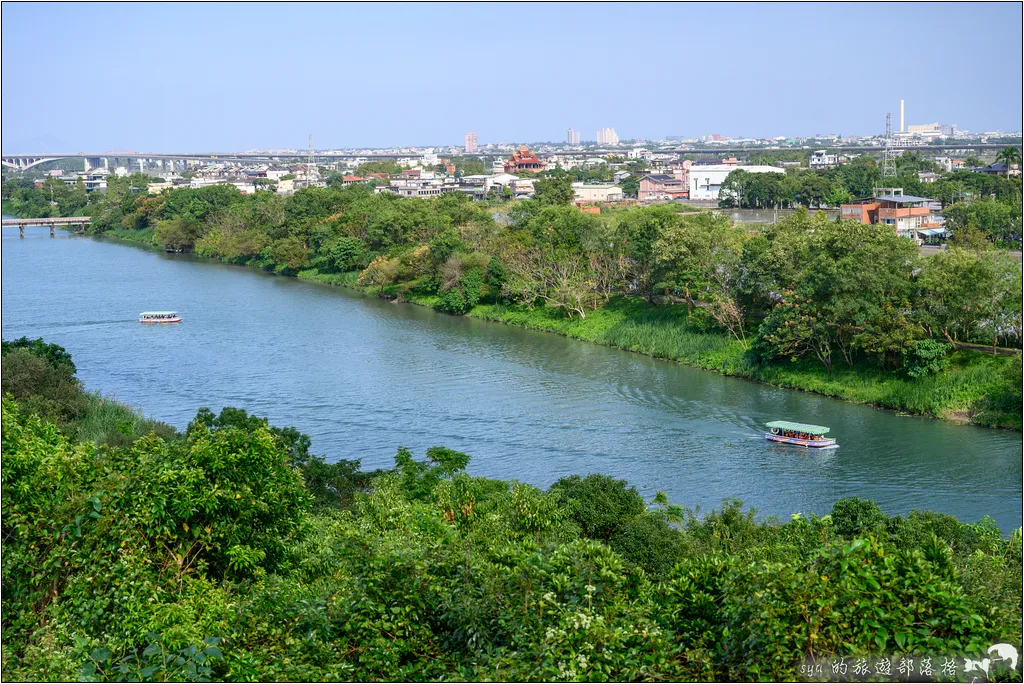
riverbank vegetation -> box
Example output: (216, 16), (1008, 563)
(2, 172), (1021, 428)
(3, 341), (1022, 682)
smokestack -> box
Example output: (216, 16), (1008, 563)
(900, 99), (905, 132)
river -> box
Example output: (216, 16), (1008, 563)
(3, 227), (1022, 531)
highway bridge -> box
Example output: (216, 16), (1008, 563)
(2, 142), (1019, 171)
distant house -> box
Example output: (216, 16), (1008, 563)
(972, 162), (1020, 177)
(504, 145), (547, 173)
(639, 174), (686, 201)
(341, 175), (365, 187)
(688, 164), (782, 201)
(917, 171), (940, 183)
(809, 150), (839, 169)
(572, 183), (623, 203)
(840, 187), (943, 243)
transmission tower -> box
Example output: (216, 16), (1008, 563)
(881, 113), (897, 179)
(307, 134), (317, 184)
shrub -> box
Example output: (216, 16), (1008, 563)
(903, 339), (952, 378)
(830, 497), (888, 538)
(550, 473), (646, 542)
(610, 514), (685, 575)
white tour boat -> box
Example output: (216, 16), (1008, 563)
(139, 311), (182, 324)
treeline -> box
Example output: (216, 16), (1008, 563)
(717, 150), (1023, 239)
(2, 340), (1021, 682)
(3, 173), (1021, 424)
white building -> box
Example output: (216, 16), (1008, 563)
(567, 128), (580, 145)
(464, 132), (478, 154)
(510, 178), (535, 197)
(597, 128), (619, 145)
(572, 183), (623, 203)
(809, 150), (839, 169)
(688, 165), (784, 201)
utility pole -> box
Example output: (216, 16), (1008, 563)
(307, 134), (316, 185)
(881, 113), (897, 179)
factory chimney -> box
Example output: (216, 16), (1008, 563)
(900, 99), (905, 132)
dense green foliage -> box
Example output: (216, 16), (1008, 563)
(3, 351), (1021, 682)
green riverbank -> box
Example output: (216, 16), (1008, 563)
(65, 228), (1024, 431)
(296, 268), (1022, 430)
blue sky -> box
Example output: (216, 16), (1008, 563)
(2, 2), (1021, 151)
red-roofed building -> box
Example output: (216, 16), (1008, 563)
(400, 169), (421, 179)
(366, 173), (389, 181)
(504, 145), (547, 173)
(341, 175), (365, 186)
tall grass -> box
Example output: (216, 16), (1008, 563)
(76, 392), (177, 448)
(461, 296), (1019, 428)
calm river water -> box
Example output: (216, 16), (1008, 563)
(3, 227), (1022, 530)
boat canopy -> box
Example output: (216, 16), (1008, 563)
(765, 421), (830, 435)
(140, 311), (178, 316)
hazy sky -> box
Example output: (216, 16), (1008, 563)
(2, 2), (1021, 151)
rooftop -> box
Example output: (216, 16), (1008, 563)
(765, 421), (830, 435)
(873, 194), (935, 204)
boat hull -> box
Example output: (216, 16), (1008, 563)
(764, 434), (837, 449)
(139, 317), (182, 324)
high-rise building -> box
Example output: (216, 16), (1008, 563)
(464, 132), (478, 153)
(567, 128), (580, 145)
(597, 128), (619, 145)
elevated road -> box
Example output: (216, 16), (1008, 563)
(2, 142), (1019, 170)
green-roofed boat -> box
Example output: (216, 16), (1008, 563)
(765, 421), (838, 449)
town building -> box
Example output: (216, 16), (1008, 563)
(688, 164), (783, 201)
(572, 183), (623, 203)
(597, 128), (619, 145)
(567, 128), (580, 145)
(917, 171), (940, 183)
(906, 122), (957, 138)
(840, 188), (943, 243)
(510, 178), (535, 197)
(503, 145), (547, 173)
(639, 174), (686, 201)
(464, 132), (478, 154)
(973, 162), (1021, 177)
(809, 150), (839, 169)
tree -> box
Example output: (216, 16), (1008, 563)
(532, 174), (575, 206)
(653, 213), (749, 343)
(944, 199), (1021, 246)
(502, 247), (598, 319)
(616, 206), (680, 301)
(550, 474), (646, 542)
(752, 220), (920, 369)
(915, 247), (1007, 346)
(358, 255), (400, 293)
(995, 146), (1022, 172)
(154, 216), (204, 252)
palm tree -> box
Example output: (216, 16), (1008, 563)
(995, 145), (1022, 173)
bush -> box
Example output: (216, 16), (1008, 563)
(903, 339), (952, 378)
(1, 347), (87, 426)
(830, 497), (888, 538)
(610, 514), (685, 575)
(550, 473), (646, 542)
